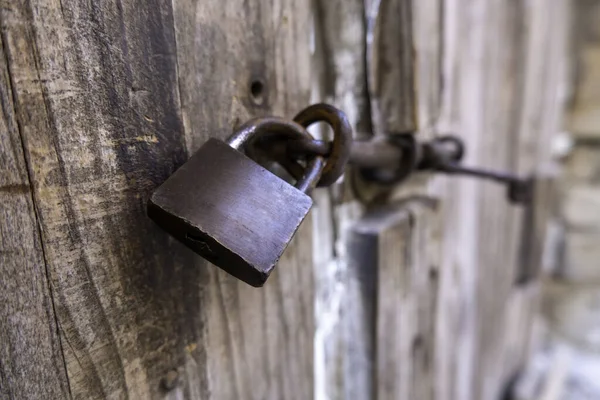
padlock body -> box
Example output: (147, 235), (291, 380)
(148, 138), (313, 287)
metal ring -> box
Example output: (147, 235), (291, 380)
(431, 135), (465, 163)
(293, 103), (353, 187)
(228, 117), (324, 194)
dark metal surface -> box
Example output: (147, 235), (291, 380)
(418, 135), (465, 168)
(286, 138), (404, 168)
(293, 103), (353, 187)
(419, 136), (533, 204)
(228, 116), (324, 193)
(228, 116), (311, 150)
(297, 157), (326, 193)
(357, 134), (418, 185)
(148, 139), (315, 287)
(148, 118), (325, 287)
(277, 134), (417, 185)
(265, 131), (532, 204)
(436, 164), (533, 204)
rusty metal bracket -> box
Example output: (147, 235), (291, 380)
(268, 133), (533, 205)
(286, 134), (417, 186)
(246, 105), (532, 204)
(417, 136), (534, 204)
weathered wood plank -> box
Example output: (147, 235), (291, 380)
(0, 25), (71, 400)
(172, 1), (315, 398)
(1, 0), (207, 398)
(345, 201), (438, 400)
(434, 1), (568, 399)
(412, 0), (443, 133)
(375, 203), (438, 400)
(308, 1), (370, 399)
(336, 0), (442, 399)
(313, 0), (371, 136)
(0, 1), (569, 399)
(359, 1), (443, 399)
(566, 0), (600, 138)
(2, 0), (318, 398)
(319, 0), (565, 399)
(473, 3), (529, 397)
(366, 0), (416, 134)
(502, 0), (568, 390)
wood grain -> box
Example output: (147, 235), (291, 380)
(313, 0), (371, 136)
(308, 1), (369, 399)
(347, 202), (438, 400)
(0, 24), (70, 400)
(434, 1), (568, 399)
(172, 0), (315, 398)
(566, 0), (600, 138)
(0, 0), (568, 399)
(0, 0), (314, 399)
(366, 0), (416, 134)
(0, 0), (208, 398)
(1, 0), (315, 398)
(412, 0), (443, 134)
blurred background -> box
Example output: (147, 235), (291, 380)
(512, 1), (600, 399)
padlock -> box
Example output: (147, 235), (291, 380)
(148, 117), (324, 287)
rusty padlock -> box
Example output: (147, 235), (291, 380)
(148, 118), (324, 287)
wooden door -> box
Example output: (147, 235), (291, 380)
(1, 1), (313, 398)
(312, 0), (567, 399)
(0, 1), (566, 400)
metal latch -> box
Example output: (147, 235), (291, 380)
(255, 109), (533, 205)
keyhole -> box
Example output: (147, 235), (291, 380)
(249, 79), (265, 105)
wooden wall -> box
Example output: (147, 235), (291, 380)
(314, 1), (568, 400)
(0, 0), (313, 399)
(0, 0), (567, 399)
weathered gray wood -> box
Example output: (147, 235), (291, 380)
(0, 0), (569, 399)
(366, 2), (443, 393)
(340, 0), (566, 399)
(366, 0), (416, 134)
(309, 1), (369, 399)
(472, 4), (532, 397)
(500, 0), (568, 393)
(566, 0), (600, 138)
(518, 176), (558, 284)
(328, 1), (441, 399)
(347, 202), (438, 400)
(313, 0), (371, 136)
(0, 26), (70, 400)
(0, 1), (206, 398)
(434, 1), (569, 399)
(357, 1), (442, 399)
(412, 0), (443, 133)
(172, 1), (314, 398)
(1, 0), (315, 399)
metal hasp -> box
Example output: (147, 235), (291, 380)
(417, 136), (534, 205)
(279, 134), (533, 205)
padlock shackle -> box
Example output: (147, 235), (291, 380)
(226, 117), (324, 194)
(296, 156), (325, 193)
(227, 117), (306, 150)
